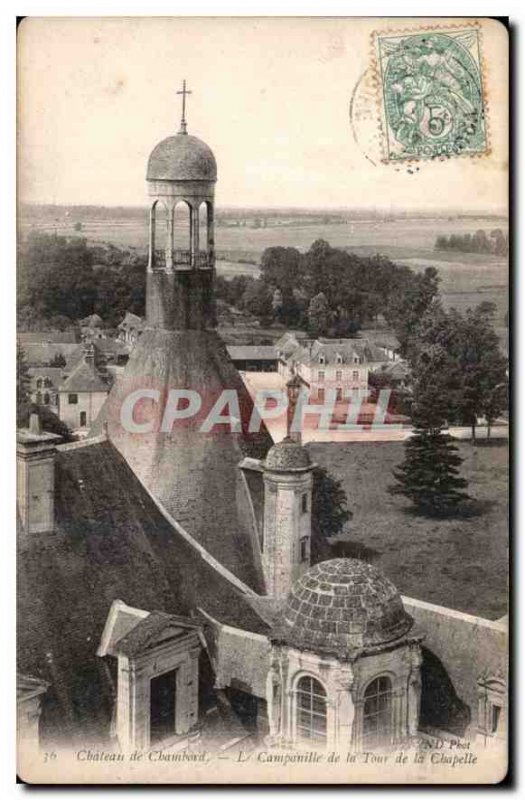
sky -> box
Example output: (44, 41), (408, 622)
(17, 17), (508, 212)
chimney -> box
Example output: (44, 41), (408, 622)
(83, 342), (96, 366)
(286, 369), (303, 444)
(17, 415), (62, 535)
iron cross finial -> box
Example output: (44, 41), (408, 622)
(177, 80), (192, 134)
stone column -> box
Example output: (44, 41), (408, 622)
(166, 200), (175, 272)
(334, 675), (355, 749)
(407, 671), (422, 737)
(352, 698), (364, 752)
(148, 202), (156, 272)
(207, 202), (214, 261)
(192, 204), (199, 265)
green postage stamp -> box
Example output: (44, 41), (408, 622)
(374, 27), (488, 161)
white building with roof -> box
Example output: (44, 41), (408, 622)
(277, 334), (385, 401)
(58, 343), (109, 430)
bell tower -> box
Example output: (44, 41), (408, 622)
(146, 81), (217, 330)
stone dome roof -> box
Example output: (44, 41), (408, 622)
(276, 559), (413, 657)
(264, 437), (312, 472)
(147, 133), (217, 182)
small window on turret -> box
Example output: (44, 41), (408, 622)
(301, 493), (308, 513)
(300, 537), (309, 562)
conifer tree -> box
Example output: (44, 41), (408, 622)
(390, 427), (468, 514)
(390, 340), (468, 514)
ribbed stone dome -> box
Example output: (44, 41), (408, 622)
(264, 437), (311, 472)
(276, 559), (413, 657)
(147, 133), (217, 181)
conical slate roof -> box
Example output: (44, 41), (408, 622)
(91, 328), (272, 593)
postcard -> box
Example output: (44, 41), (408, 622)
(16, 16), (509, 784)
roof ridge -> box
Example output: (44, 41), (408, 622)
(136, 471), (260, 601)
(57, 434), (108, 452)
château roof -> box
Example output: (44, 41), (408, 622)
(60, 358), (108, 394)
(147, 133), (217, 182)
(274, 559), (414, 659)
(17, 437), (270, 734)
(90, 328), (273, 593)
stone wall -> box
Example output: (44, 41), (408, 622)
(402, 596), (507, 738)
(211, 623), (272, 700)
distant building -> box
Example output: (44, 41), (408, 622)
(94, 336), (130, 366)
(27, 367), (63, 410)
(227, 345), (278, 372)
(18, 330), (79, 346)
(366, 333), (401, 362)
(118, 312), (145, 346)
(370, 360), (411, 390)
(58, 343), (109, 430)
(79, 313), (105, 341)
(277, 334), (385, 401)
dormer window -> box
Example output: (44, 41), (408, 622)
(98, 601), (202, 752)
(477, 675), (506, 743)
(336, 354), (343, 365)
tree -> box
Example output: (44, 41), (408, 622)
(271, 288), (283, 317)
(308, 292), (331, 336)
(30, 404), (75, 442)
(17, 344), (31, 425)
(311, 466), (352, 563)
(390, 337), (469, 515)
(390, 428), (468, 515)
(260, 246), (303, 296)
(241, 279), (272, 320)
(483, 380), (508, 439)
(385, 267), (441, 358)
(453, 304), (508, 440)
(16, 354), (74, 443)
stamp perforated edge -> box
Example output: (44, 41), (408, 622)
(369, 20), (491, 165)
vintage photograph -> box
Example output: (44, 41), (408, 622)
(16, 16), (509, 784)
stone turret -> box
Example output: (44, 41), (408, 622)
(145, 81), (217, 330)
(261, 438), (314, 598)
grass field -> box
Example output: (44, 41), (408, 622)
(307, 439), (508, 621)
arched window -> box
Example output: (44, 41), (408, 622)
(362, 676), (393, 748)
(36, 378), (43, 389)
(43, 392), (50, 405)
(173, 200), (192, 257)
(151, 200), (168, 269)
(295, 675), (327, 743)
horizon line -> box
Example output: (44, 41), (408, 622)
(19, 202), (509, 217)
